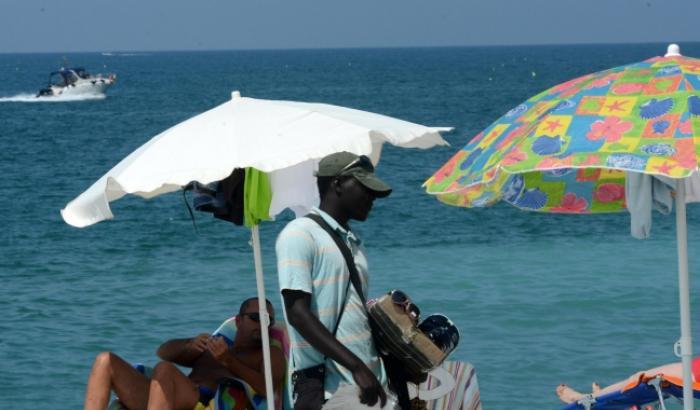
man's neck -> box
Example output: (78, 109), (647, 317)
(319, 202), (349, 230)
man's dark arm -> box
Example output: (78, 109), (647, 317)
(282, 289), (387, 407)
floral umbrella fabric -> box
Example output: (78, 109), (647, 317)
(424, 51), (700, 213)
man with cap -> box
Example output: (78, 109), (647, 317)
(276, 152), (392, 409)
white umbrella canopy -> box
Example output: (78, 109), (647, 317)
(61, 91), (451, 410)
(61, 91), (450, 227)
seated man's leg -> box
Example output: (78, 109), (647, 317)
(590, 362), (682, 398)
(147, 361), (200, 410)
(84, 352), (150, 410)
(556, 362), (684, 404)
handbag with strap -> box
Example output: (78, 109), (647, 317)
(306, 213), (412, 410)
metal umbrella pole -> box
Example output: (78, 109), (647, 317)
(675, 182), (694, 409)
(251, 225), (275, 410)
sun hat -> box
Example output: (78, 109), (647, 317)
(418, 314), (460, 356)
(316, 151), (392, 198)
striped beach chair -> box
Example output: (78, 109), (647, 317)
(199, 316), (291, 410)
(408, 361), (482, 410)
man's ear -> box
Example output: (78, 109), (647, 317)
(235, 315), (242, 326)
(333, 178), (343, 195)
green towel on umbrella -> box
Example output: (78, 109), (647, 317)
(243, 168), (272, 227)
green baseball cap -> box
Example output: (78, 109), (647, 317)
(316, 152), (392, 198)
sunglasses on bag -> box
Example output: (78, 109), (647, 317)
(390, 289), (420, 320)
(337, 155), (374, 176)
(241, 312), (275, 327)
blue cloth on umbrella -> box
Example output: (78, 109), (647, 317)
(625, 172), (674, 239)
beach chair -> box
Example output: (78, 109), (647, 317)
(559, 374), (700, 410)
(407, 361), (482, 410)
(204, 316), (291, 410)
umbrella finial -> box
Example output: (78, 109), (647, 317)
(666, 44), (682, 57)
(231, 90), (241, 100)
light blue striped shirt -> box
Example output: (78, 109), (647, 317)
(276, 207), (385, 396)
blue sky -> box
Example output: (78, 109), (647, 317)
(2, 0), (699, 53)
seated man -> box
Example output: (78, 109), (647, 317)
(83, 297), (285, 410)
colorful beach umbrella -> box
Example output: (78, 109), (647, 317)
(62, 91), (451, 409)
(424, 44), (699, 409)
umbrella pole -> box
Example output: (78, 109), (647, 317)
(251, 224), (275, 410)
(675, 182), (694, 410)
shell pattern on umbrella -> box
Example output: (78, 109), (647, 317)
(425, 54), (700, 213)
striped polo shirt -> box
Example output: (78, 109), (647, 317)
(276, 207), (386, 396)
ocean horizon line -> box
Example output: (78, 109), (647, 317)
(3, 39), (700, 56)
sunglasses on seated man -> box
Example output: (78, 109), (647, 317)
(240, 312), (275, 327)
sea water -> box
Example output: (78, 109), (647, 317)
(2, 43), (700, 409)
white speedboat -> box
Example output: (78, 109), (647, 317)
(36, 67), (116, 97)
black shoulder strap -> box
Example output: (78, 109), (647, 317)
(305, 213), (355, 337)
(306, 214), (366, 304)
(307, 214), (412, 410)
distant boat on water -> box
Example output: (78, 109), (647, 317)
(36, 67), (116, 98)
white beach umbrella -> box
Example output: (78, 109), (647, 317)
(62, 91), (451, 409)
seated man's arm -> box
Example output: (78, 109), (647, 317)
(283, 290), (386, 407)
(208, 338), (286, 397)
(156, 333), (209, 367)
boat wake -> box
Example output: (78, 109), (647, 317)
(102, 52), (149, 57)
(0, 93), (106, 103)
